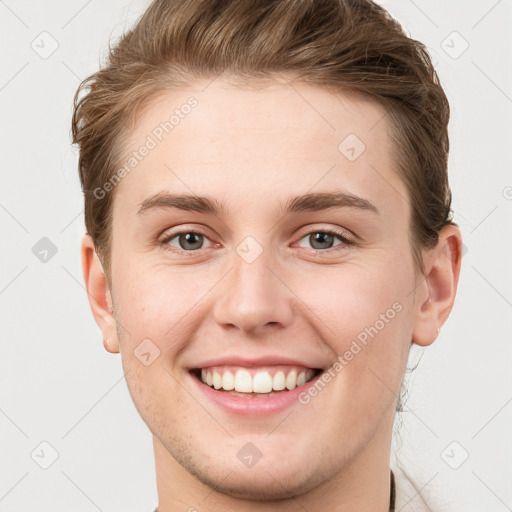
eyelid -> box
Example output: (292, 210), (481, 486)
(159, 224), (210, 240)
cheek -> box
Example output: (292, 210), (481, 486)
(111, 269), (192, 433)
(113, 264), (193, 334)
(301, 257), (411, 337)
(111, 262), (215, 382)
(298, 259), (413, 393)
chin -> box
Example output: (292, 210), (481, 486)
(186, 462), (324, 501)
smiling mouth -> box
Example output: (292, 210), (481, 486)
(190, 366), (323, 397)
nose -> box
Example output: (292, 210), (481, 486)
(212, 246), (294, 334)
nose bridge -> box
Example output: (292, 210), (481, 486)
(212, 236), (294, 333)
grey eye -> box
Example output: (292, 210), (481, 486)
(307, 232), (336, 250)
(167, 232), (206, 250)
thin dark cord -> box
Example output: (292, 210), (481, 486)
(390, 468), (396, 511)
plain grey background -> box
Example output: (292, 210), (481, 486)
(1, 0), (511, 510)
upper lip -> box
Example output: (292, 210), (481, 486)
(190, 355), (323, 370)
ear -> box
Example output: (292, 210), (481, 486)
(411, 224), (463, 347)
(81, 235), (119, 353)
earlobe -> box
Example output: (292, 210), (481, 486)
(81, 235), (120, 353)
(103, 337), (119, 354)
(411, 225), (463, 347)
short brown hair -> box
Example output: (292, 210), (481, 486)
(72, 0), (456, 275)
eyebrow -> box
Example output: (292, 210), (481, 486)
(137, 190), (379, 216)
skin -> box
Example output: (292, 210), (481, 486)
(82, 74), (462, 512)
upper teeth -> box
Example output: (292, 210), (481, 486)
(200, 367), (316, 393)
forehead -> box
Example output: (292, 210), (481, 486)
(113, 77), (408, 221)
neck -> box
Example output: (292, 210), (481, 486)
(154, 417), (394, 512)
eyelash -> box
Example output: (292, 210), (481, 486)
(159, 227), (355, 255)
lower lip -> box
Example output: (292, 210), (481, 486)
(188, 370), (323, 415)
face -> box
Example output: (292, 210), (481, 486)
(95, 76), (429, 499)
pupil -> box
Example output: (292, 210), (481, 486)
(180, 232), (203, 250)
(311, 232), (333, 249)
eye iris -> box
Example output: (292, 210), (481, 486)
(310, 232), (334, 249)
(179, 232), (203, 250)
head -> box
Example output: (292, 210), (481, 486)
(74, 0), (462, 503)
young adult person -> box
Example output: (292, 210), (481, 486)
(72, 1), (463, 510)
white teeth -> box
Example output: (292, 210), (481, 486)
(212, 371), (222, 389)
(273, 371), (286, 390)
(199, 367), (317, 392)
(222, 370), (235, 390)
(234, 369), (253, 393)
(252, 371), (273, 393)
(285, 370), (297, 390)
